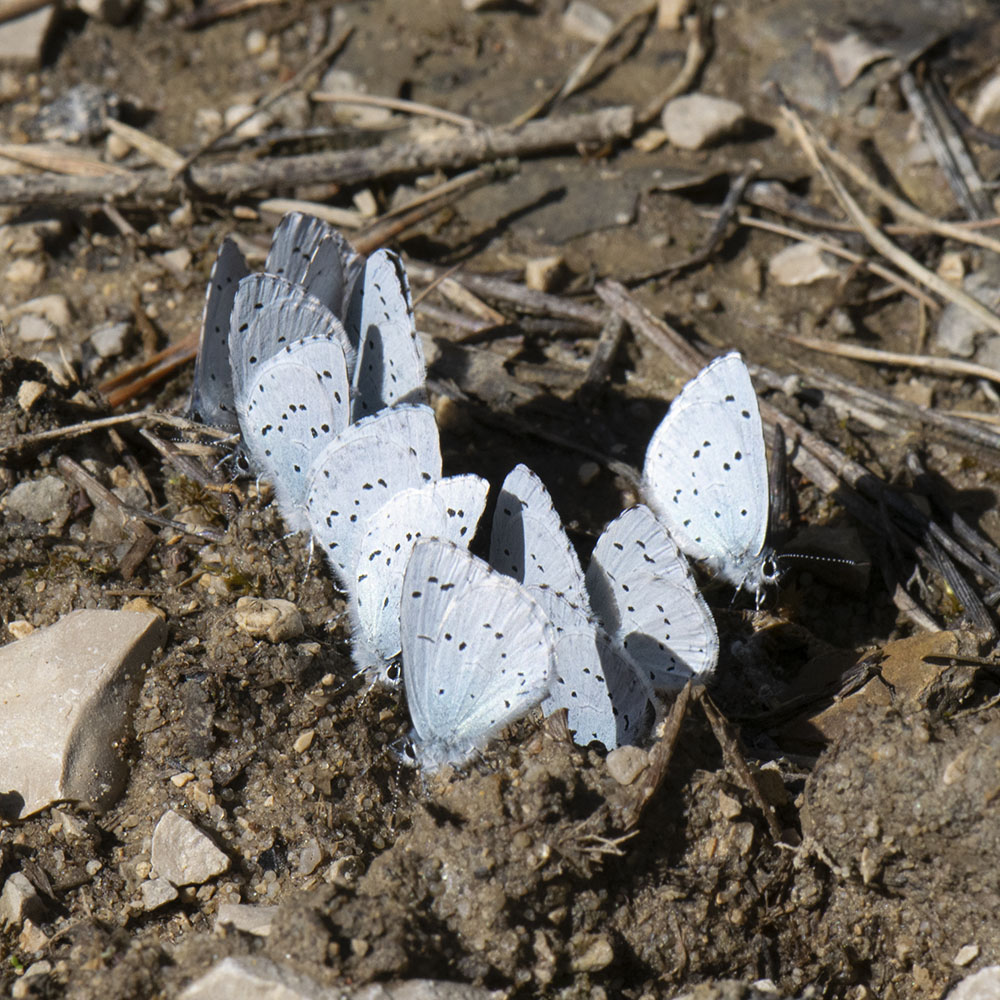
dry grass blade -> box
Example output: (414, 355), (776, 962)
(812, 128), (1000, 256)
(0, 143), (133, 178)
(105, 120), (185, 173)
(781, 105), (1000, 340)
(311, 91), (480, 130)
(788, 335), (1000, 389)
(257, 198), (363, 229)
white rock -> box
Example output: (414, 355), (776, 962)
(0, 5), (55, 67)
(3, 476), (70, 528)
(215, 902), (278, 937)
(180, 958), (505, 1000)
(4, 258), (45, 286)
(16, 313), (57, 343)
(953, 944), (980, 967)
(90, 321), (131, 358)
(151, 810), (230, 886)
(562, 0), (613, 44)
(244, 28), (267, 56)
(661, 93), (746, 150)
(605, 746), (648, 785)
(13, 293), (70, 329)
(948, 966), (1000, 1000)
(524, 255), (564, 292)
(0, 873), (44, 927)
(0, 610), (167, 818)
(156, 247), (192, 275)
(139, 877), (178, 911)
(234, 597), (304, 643)
(768, 242), (843, 286)
(935, 271), (1000, 358)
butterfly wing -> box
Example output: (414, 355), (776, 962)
(306, 404), (441, 588)
(352, 474), (489, 669)
(401, 540), (555, 771)
(642, 352), (771, 591)
(350, 250), (426, 420)
(189, 238), (249, 430)
(237, 337), (351, 532)
(587, 504), (718, 691)
(489, 463), (591, 615)
(229, 274), (356, 411)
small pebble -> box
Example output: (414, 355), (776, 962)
(105, 132), (131, 160)
(90, 321), (131, 358)
(768, 242), (843, 286)
(16, 313), (57, 344)
(569, 933), (614, 972)
(0, 873), (44, 927)
(215, 902), (277, 937)
(5, 259), (45, 286)
(3, 476), (70, 528)
(947, 966), (1000, 1000)
(577, 461), (600, 486)
(353, 188), (378, 218)
(953, 944), (980, 967)
(234, 597), (304, 643)
(524, 255), (564, 292)
(661, 93), (746, 150)
(13, 293), (70, 329)
(150, 810), (230, 886)
(244, 27), (267, 56)
(293, 729), (315, 754)
(7, 620), (35, 640)
(562, 0), (613, 44)
(605, 745), (648, 785)
(156, 247), (192, 276)
(140, 877), (179, 911)
(17, 381), (46, 413)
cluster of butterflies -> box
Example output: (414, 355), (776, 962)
(190, 212), (779, 772)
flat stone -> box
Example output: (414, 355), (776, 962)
(947, 966), (1000, 1000)
(234, 597), (304, 643)
(13, 294), (71, 330)
(0, 5), (55, 67)
(605, 746), (648, 785)
(3, 476), (70, 529)
(662, 93), (746, 150)
(562, 1), (613, 44)
(935, 271), (1000, 358)
(151, 810), (230, 886)
(0, 609), (167, 818)
(25, 83), (120, 143)
(215, 902), (278, 936)
(768, 242), (843, 285)
(139, 877), (178, 911)
(0, 873), (45, 927)
(16, 381), (47, 414)
(4, 259), (45, 286)
(180, 958), (505, 1000)
(90, 321), (130, 359)
(16, 313), (57, 344)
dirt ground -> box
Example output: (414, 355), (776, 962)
(1, 0), (1000, 997)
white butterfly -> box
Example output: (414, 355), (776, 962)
(642, 351), (779, 598)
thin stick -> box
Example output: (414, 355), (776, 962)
(508, 1), (656, 128)
(176, 0), (280, 31)
(781, 105), (1000, 340)
(172, 24), (354, 177)
(733, 213), (940, 311)
(811, 129), (1000, 256)
(311, 91), (480, 130)
(0, 143), (132, 178)
(0, 105), (635, 207)
(788, 334), (1000, 389)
